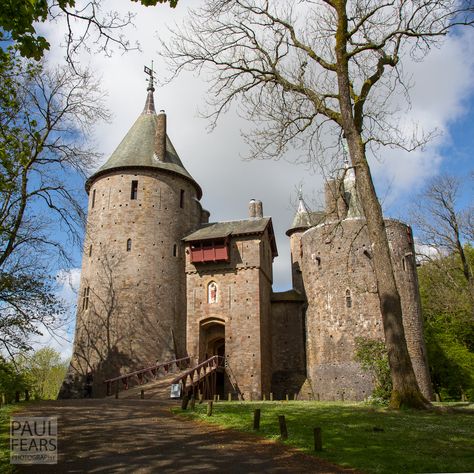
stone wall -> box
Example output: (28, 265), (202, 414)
(271, 293), (306, 399)
(289, 232), (305, 294)
(300, 217), (432, 401)
(385, 219), (433, 399)
(62, 168), (202, 397)
(185, 228), (274, 400)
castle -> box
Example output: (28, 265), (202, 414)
(61, 75), (433, 401)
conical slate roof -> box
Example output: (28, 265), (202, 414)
(86, 89), (202, 198)
(286, 197), (325, 236)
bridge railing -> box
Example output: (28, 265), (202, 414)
(171, 355), (225, 398)
(104, 356), (191, 396)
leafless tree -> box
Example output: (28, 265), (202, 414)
(412, 174), (473, 302)
(0, 53), (109, 358)
(163, 0), (473, 408)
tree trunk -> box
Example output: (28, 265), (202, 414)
(334, 2), (429, 409)
(352, 145), (429, 409)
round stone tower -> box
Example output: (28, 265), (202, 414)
(299, 169), (433, 401)
(61, 74), (204, 397)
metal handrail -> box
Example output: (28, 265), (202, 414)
(103, 356), (191, 396)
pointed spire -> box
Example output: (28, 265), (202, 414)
(143, 62), (156, 115)
(297, 185), (308, 214)
(286, 185), (323, 236)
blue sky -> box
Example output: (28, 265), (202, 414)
(29, 0), (474, 358)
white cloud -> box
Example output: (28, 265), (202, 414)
(370, 29), (474, 201)
(56, 268), (81, 306)
(28, 268), (82, 361)
(29, 323), (73, 363)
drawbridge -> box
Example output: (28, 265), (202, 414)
(104, 355), (239, 400)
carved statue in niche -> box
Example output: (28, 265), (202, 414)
(208, 281), (218, 304)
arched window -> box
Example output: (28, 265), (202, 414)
(126, 239), (132, 252)
(208, 281), (218, 304)
(345, 289), (352, 308)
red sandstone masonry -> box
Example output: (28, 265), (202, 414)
(67, 169), (202, 396)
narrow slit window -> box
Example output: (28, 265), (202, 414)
(126, 239), (132, 252)
(91, 189), (96, 208)
(402, 257), (407, 271)
(180, 189), (185, 208)
(89, 244), (92, 257)
(82, 287), (90, 310)
(345, 289), (352, 308)
(173, 244), (177, 257)
(131, 180), (138, 200)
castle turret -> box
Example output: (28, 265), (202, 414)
(61, 70), (203, 397)
(300, 169), (433, 401)
(286, 192), (324, 293)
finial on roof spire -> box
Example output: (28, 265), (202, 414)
(143, 62), (157, 114)
(144, 61), (156, 92)
(297, 185), (308, 214)
(298, 184), (303, 201)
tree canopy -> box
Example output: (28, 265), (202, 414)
(418, 246), (474, 400)
(0, 0), (178, 63)
(412, 174), (474, 303)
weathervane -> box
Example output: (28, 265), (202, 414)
(144, 61), (156, 92)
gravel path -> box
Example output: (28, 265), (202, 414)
(15, 399), (357, 473)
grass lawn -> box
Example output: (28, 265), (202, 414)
(175, 401), (474, 474)
(0, 404), (22, 474)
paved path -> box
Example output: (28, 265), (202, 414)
(16, 399), (357, 473)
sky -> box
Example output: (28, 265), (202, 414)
(33, 0), (474, 359)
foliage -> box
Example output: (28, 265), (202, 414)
(0, 49), (107, 357)
(354, 338), (392, 403)
(0, 358), (28, 403)
(0, 348), (67, 402)
(0, 0), (177, 63)
(176, 401), (474, 474)
(418, 246), (474, 401)
(18, 348), (68, 400)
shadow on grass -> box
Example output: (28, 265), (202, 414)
(177, 401), (474, 474)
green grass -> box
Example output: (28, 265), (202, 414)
(175, 401), (474, 474)
(0, 404), (22, 474)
